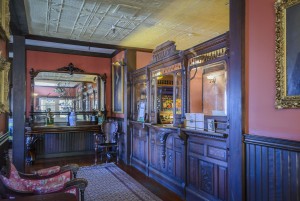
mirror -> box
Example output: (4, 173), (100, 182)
(149, 68), (183, 126)
(30, 64), (106, 124)
(189, 60), (227, 116)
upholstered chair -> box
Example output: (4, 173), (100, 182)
(0, 154), (88, 201)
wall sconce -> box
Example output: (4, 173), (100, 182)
(207, 75), (216, 84)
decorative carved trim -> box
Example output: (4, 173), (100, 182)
(200, 161), (214, 195)
(151, 62), (182, 77)
(184, 32), (229, 59)
(0, 0), (10, 40)
(0, 56), (10, 114)
(275, 0), (300, 108)
(188, 47), (228, 67)
(151, 41), (179, 63)
(57, 63), (84, 75)
(244, 134), (300, 152)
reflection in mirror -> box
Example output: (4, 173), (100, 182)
(134, 82), (147, 120)
(190, 61), (227, 116)
(31, 70), (105, 124)
(157, 74), (174, 124)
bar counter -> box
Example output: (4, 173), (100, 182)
(25, 124), (100, 163)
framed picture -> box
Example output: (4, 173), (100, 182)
(137, 100), (146, 122)
(275, 0), (300, 108)
(0, 0), (10, 39)
(207, 119), (215, 132)
(0, 56), (10, 114)
(112, 61), (124, 113)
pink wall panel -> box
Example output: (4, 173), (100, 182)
(136, 51), (152, 69)
(246, 0), (300, 140)
(26, 51), (111, 117)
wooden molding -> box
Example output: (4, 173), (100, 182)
(244, 134), (300, 152)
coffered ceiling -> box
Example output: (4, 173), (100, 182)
(21, 0), (229, 51)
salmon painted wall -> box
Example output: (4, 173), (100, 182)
(111, 51), (125, 118)
(246, 0), (300, 140)
(26, 51), (111, 117)
(136, 51), (152, 69)
(0, 39), (7, 134)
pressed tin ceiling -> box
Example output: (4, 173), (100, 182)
(24, 0), (229, 50)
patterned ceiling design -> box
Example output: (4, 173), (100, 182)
(24, 0), (229, 50)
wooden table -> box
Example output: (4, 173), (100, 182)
(3, 193), (77, 201)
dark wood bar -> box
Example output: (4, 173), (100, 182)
(129, 34), (230, 200)
(26, 125), (100, 160)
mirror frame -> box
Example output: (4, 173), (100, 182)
(29, 63), (107, 123)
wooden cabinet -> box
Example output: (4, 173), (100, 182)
(130, 121), (149, 174)
(184, 130), (228, 201)
(148, 125), (186, 197)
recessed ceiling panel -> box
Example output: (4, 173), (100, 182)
(24, 0), (229, 50)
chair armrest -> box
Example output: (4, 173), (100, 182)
(64, 178), (88, 191)
(60, 164), (79, 178)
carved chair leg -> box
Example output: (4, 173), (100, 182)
(94, 145), (98, 165)
(80, 190), (85, 201)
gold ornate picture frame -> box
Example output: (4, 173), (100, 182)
(275, 0), (300, 109)
(0, 56), (10, 113)
(0, 0), (10, 39)
(112, 61), (124, 113)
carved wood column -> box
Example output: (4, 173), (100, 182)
(12, 35), (26, 171)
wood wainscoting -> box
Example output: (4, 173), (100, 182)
(245, 134), (300, 201)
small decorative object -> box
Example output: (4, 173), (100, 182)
(207, 119), (215, 132)
(45, 108), (54, 126)
(69, 111), (76, 126)
(97, 111), (104, 125)
(137, 100), (146, 122)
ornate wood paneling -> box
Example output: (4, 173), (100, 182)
(130, 121), (149, 174)
(35, 132), (95, 158)
(148, 125), (186, 197)
(184, 130), (228, 201)
(245, 134), (300, 201)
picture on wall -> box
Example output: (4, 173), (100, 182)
(112, 61), (124, 113)
(275, 0), (300, 108)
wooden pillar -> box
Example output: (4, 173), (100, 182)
(12, 35), (26, 171)
(228, 0), (245, 200)
(123, 49), (136, 164)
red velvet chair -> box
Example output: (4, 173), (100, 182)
(0, 155), (87, 201)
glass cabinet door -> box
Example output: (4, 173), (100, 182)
(150, 78), (157, 124)
(133, 81), (147, 121)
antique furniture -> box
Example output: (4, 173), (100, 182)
(2, 193), (77, 201)
(0, 133), (88, 201)
(129, 33), (230, 201)
(26, 64), (106, 160)
(94, 120), (119, 164)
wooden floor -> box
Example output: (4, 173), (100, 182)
(26, 155), (183, 201)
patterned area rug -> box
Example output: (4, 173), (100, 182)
(77, 163), (162, 201)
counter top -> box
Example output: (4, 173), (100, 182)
(26, 124), (101, 135)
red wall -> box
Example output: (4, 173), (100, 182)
(136, 51), (152, 69)
(26, 51), (111, 117)
(0, 39), (7, 134)
(246, 0), (300, 140)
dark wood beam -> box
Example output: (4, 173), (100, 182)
(9, 0), (29, 35)
(12, 36), (26, 171)
(228, 0), (245, 200)
(25, 34), (154, 53)
(26, 45), (112, 58)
